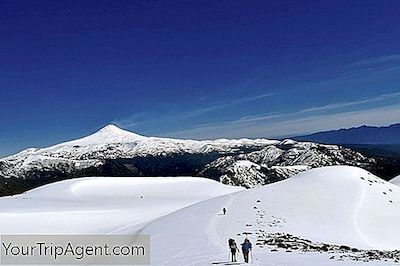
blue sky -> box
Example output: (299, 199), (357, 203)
(1, 0), (400, 157)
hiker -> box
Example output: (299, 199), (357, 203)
(223, 207), (226, 215)
(228, 238), (239, 262)
(241, 238), (252, 263)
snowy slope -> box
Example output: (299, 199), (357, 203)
(389, 175), (400, 186)
(142, 166), (400, 265)
(0, 176), (243, 235)
(1, 166), (399, 265)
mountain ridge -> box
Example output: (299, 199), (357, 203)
(0, 125), (376, 196)
(294, 123), (400, 144)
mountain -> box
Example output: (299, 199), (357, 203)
(295, 123), (400, 179)
(294, 123), (400, 145)
(0, 125), (375, 196)
(342, 144), (400, 180)
(199, 139), (373, 188)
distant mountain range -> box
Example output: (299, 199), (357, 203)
(0, 125), (375, 196)
(294, 123), (400, 145)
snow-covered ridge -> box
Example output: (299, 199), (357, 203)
(143, 166), (400, 265)
(2, 124), (278, 160)
(0, 125), (277, 178)
(47, 124), (278, 150)
(0, 125), (375, 196)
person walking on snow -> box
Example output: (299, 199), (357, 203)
(228, 239), (239, 262)
(241, 238), (252, 263)
(223, 207), (226, 215)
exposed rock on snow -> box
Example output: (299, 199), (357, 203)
(200, 142), (373, 188)
(256, 232), (400, 264)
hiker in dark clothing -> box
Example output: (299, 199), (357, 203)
(223, 207), (226, 215)
(241, 238), (252, 263)
(228, 239), (239, 262)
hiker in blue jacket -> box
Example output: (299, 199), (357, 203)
(241, 238), (252, 263)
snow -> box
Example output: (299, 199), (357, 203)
(0, 176), (243, 235)
(142, 166), (400, 265)
(1, 165), (398, 265)
(55, 125), (147, 146)
(279, 139), (298, 145)
(234, 160), (261, 169)
(270, 165), (310, 171)
(389, 175), (400, 186)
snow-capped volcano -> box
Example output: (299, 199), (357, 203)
(58, 124), (147, 146)
(16, 124), (277, 158)
(0, 125), (375, 196)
